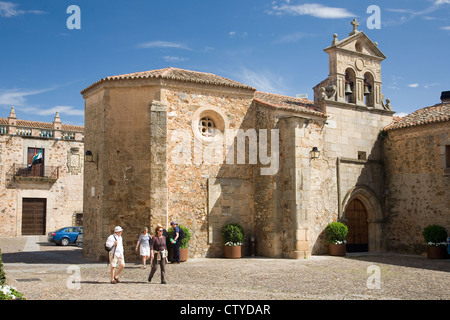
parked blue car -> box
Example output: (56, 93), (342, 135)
(48, 226), (83, 246)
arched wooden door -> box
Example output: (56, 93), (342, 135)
(344, 198), (368, 252)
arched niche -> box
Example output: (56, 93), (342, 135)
(363, 72), (374, 107)
(344, 68), (356, 103)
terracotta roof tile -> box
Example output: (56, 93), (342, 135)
(81, 67), (256, 93)
(62, 124), (84, 132)
(384, 103), (450, 131)
(254, 91), (326, 118)
(16, 119), (52, 129)
(0, 118), (83, 132)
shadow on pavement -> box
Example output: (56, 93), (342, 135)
(1, 248), (97, 265)
(344, 252), (450, 272)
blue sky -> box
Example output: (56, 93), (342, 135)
(0, 0), (449, 126)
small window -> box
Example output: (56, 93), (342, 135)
(199, 117), (216, 137)
(355, 41), (362, 52)
(358, 151), (367, 160)
(446, 145), (450, 168)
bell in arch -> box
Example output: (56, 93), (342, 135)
(345, 83), (353, 95)
(364, 84), (371, 96)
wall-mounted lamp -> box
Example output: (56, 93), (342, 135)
(85, 150), (95, 163)
(310, 147), (320, 159)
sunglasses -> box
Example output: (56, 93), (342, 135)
(158, 229), (163, 232)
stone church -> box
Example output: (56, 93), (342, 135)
(81, 20), (397, 261)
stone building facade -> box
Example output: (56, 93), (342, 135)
(81, 20), (397, 262)
(0, 108), (84, 236)
(383, 97), (450, 254)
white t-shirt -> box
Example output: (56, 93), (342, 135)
(106, 233), (124, 257)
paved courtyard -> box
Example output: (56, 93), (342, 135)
(1, 236), (449, 301)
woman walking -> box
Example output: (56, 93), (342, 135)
(135, 227), (151, 268)
(148, 225), (167, 284)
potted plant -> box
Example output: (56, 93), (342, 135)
(222, 223), (244, 259)
(167, 225), (191, 262)
(325, 222), (348, 256)
(422, 224), (448, 259)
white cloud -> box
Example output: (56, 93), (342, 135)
(386, 75), (403, 90)
(137, 41), (191, 50)
(407, 83), (419, 88)
(441, 26), (450, 30)
(33, 106), (84, 117)
(434, 0), (450, 5)
(0, 88), (53, 106)
(394, 112), (408, 117)
(0, 87), (83, 118)
(424, 82), (440, 89)
(270, 3), (355, 19)
(0, 1), (45, 17)
(237, 67), (286, 94)
(385, 0), (450, 26)
(228, 31), (248, 38)
(274, 31), (314, 44)
(163, 56), (188, 63)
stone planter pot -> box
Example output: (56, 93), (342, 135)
(224, 245), (241, 259)
(168, 247), (188, 262)
(426, 246), (447, 259)
(168, 247), (173, 261)
(328, 243), (346, 256)
(180, 248), (188, 262)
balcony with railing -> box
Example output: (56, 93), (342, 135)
(6, 164), (60, 184)
(17, 128), (32, 136)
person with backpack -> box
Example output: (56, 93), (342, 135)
(170, 221), (181, 264)
(105, 226), (125, 284)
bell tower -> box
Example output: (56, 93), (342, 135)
(315, 19), (390, 110)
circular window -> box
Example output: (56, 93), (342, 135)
(199, 117), (216, 137)
(191, 106), (228, 144)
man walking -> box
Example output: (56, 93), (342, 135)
(170, 221), (180, 264)
(106, 226), (125, 284)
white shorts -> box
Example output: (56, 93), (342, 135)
(140, 246), (150, 256)
(109, 253), (125, 268)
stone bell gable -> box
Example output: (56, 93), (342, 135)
(314, 19), (389, 111)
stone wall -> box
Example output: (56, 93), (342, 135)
(252, 103), (328, 258)
(163, 85), (256, 258)
(82, 82), (259, 261)
(383, 121), (450, 254)
(207, 178), (254, 256)
(83, 85), (160, 261)
(314, 102), (393, 252)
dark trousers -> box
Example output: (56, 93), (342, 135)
(148, 253), (166, 283)
(173, 243), (180, 262)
